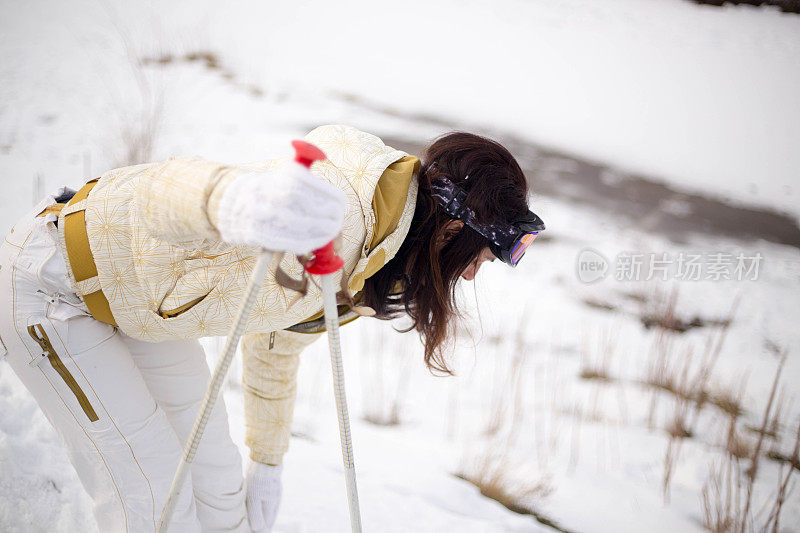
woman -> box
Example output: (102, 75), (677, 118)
(0, 125), (544, 532)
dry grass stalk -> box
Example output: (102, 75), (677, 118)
(484, 314), (530, 439)
(568, 400), (584, 474)
(706, 372), (748, 426)
(105, 15), (165, 167)
(579, 327), (617, 382)
(662, 357), (694, 502)
(662, 437), (683, 503)
(702, 455), (747, 533)
(750, 389), (788, 441)
(667, 402), (693, 440)
(583, 329), (617, 435)
(361, 327), (411, 426)
(119, 93), (161, 166)
(645, 330), (691, 423)
(725, 415), (754, 461)
(686, 297), (740, 428)
(457, 450), (565, 531)
(739, 351), (787, 533)
(701, 352), (790, 533)
(645, 296), (741, 435)
(763, 418), (800, 532)
(766, 389), (786, 440)
(444, 380), (460, 441)
(506, 348), (530, 447)
(581, 297), (617, 312)
(483, 341), (509, 437)
(640, 296), (747, 504)
(645, 327), (677, 429)
(641, 286), (734, 333)
(543, 347), (567, 471)
(765, 448), (800, 471)
(708, 386), (746, 419)
(644, 285), (680, 332)
(32, 173), (44, 206)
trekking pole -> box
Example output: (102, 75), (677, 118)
(158, 140), (332, 532)
(157, 249), (273, 533)
(306, 244), (363, 532)
(300, 143), (363, 533)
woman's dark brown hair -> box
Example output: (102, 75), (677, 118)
(362, 132), (530, 374)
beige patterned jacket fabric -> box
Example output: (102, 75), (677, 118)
(56, 125), (419, 464)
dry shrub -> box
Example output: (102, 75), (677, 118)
(102, 14), (166, 167)
(739, 353), (787, 530)
(667, 403), (693, 440)
(662, 437), (684, 503)
(645, 329), (678, 395)
(647, 296), (746, 504)
(118, 74), (162, 167)
(645, 333), (692, 429)
(704, 374), (748, 434)
(701, 351), (794, 533)
(568, 400), (584, 473)
(32, 173), (44, 206)
(579, 368), (611, 381)
(359, 325), (412, 426)
(645, 296), (739, 431)
(456, 316), (574, 530)
(579, 327), (617, 383)
(483, 314), (531, 440)
(642, 285), (681, 332)
(640, 286), (733, 333)
(580, 297), (617, 312)
(457, 450), (566, 531)
(765, 449), (800, 471)
(708, 387), (746, 419)
(539, 339), (569, 472)
(725, 416), (755, 461)
(663, 389), (693, 502)
(762, 419), (800, 531)
(702, 456), (748, 533)
(618, 290), (648, 304)
(748, 390), (788, 441)
(687, 297), (739, 420)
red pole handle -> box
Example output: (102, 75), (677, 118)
(291, 140), (344, 275)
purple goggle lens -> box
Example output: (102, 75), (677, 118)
(510, 232), (538, 265)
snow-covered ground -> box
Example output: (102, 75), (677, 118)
(1, 1), (799, 532)
(2, 0), (800, 227)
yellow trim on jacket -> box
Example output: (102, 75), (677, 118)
(369, 155), (419, 252)
(287, 154), (419, 332)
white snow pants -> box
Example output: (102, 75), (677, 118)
(0, 199), (248, 532)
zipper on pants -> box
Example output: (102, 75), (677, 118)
(27, 323), (99, 422)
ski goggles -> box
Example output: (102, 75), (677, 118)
(430, 175), (545, 267)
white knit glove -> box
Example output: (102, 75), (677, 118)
(217, 162), (346, 254)
(246, 460), (283, 533)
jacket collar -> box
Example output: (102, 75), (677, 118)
(302, 125), (420, 293)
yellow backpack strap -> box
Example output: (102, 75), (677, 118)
(62, 180), (118, 326)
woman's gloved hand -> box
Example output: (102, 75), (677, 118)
(216, 162), (346, 254)
(246, 460), (283, 533)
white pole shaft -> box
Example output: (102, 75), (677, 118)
(157, 251), (273, 533)
(321, 274), (362, 533)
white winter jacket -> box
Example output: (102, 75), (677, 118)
(52, 125), (420, 463)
